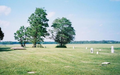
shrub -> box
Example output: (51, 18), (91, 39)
(56, 45), (67, 48)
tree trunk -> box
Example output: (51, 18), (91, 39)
(20, 41), (23, 47)
(20, 43), (24, 47)
(60, 37), (63, 46)
(33, 43), (36, 47)
(60, 43), (62, 47)
(33, 38), (37, 48)
(33, 31), (37, 48)
(24, 42), (26, 47)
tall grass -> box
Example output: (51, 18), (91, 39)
(0, 44), (120, 75)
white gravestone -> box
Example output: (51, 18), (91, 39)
(111, 46), (114, 53)
(96, 51), (99, 54)
(102, 62), (110, 66)
(99, 49), (101, 51)
(73, 46), (75, 49)
(86, 47), (87, 49)
(28, 71), (35, 74)
(90, 48), (93, 53)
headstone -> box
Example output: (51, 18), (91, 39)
(99, 49), (101, 51)
(96, 51), (99, 54)
(28, 71), (35, 74)
(90, 48), (93, 53)
(102, 62), (110, 66)
(73, 46), (75, 49)
(111, 46), (114, 53)
(102, 62), (110, 64)
(86, 47), (87, 49)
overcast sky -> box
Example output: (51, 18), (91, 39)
(0, 0), (120, 41)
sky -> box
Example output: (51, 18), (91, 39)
(0, 0), (120, 41)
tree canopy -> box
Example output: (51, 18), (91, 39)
(28, 8), (49, 47)
(14, 26), (28, 47)
(51, 17), (75, 47)
(0, 27), (4, 41)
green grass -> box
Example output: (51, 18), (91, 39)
(0, 44), (120, 75)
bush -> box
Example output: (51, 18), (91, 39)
(56, 45), (67, 48)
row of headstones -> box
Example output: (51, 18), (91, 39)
(89, 46), (114, 54)
(73, 46), (114, 54)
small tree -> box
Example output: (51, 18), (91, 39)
(51, 17), (75, 47)
(0, 27), (4, 41)
(14, 26), (28, 47)
(28, 8), (49, 47)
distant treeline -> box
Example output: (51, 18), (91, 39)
(0, 41), (57, 45)
(70, 40), (120, 44)
(0, 40), (120, 45)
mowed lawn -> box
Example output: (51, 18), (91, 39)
(0, 44), (120, 75)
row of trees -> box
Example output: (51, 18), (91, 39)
(14, 8), (75, 47)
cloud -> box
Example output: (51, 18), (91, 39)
(47, 12), (55, 18)
(0, 20), (10, 27)
(99, 24), (103, 27)
(0, 5), (11, 16)
(110, 0), (120, 1)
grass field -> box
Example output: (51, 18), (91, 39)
(0, 44), (120, 75)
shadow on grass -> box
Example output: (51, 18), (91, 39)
(0, 47), (12, 52)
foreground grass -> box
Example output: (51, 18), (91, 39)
(0, 44), (120, 75)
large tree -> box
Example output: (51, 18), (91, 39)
(0, 27), (4, 41)
(51, 17), (75, 47)
(14, 26), (28, 47)
(28, 8), (49, 47)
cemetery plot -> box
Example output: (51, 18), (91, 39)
(0, 44), (120, 75)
